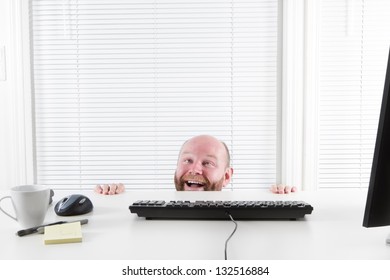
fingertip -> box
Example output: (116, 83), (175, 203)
(270, 185), (278, 193)
(116, 187), (125, 194)
(94, 185), (103, 194)
(102, 184), (110, 195)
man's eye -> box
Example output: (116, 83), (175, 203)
(183, 159), (193, 164)
(203, 161), (214, 167)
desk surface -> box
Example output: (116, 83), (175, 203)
(1, 189), (389, 260)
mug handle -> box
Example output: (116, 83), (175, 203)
(0, 196), (17, 221)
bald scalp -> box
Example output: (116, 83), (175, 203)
(178, 135), (231, 168)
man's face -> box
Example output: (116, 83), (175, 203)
(174, 136), (232, 191)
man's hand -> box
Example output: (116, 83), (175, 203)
(270, 184), (297, 194)
(95, 183), (125, 195)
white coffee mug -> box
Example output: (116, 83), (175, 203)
(0, 185), (51, 228)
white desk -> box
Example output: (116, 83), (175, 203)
(0, 189), (389, 260)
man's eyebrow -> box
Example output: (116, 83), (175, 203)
(205, 154), (217, 160)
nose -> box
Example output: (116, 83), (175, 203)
(189, 160), (203, 175)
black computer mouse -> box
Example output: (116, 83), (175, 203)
(54, 194), (93, 216)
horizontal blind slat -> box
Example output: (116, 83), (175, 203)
(32, 0), (279, 190)
(318, 0), (390, 189)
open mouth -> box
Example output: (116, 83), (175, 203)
(184, 179), (207, 191)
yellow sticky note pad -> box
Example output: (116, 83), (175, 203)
(44, 222), (82, 245)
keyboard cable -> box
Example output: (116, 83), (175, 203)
(224, 212), (238, 260)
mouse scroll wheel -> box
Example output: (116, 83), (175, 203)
(79, 198), (86, 204)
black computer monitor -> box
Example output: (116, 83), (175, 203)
(362, 48), (390, 240)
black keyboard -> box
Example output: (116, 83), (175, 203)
(129, 200), (313, 220)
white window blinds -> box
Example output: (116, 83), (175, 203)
(318, 0), (390, 188)
(31, 0), (280, 190)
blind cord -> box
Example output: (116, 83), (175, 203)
(224, 212), (238, 260)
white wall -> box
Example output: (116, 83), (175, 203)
(0, 0), (13, 189)
(0, 0), (34, 190)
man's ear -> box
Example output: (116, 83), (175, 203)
(223, 167), (234, 187)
